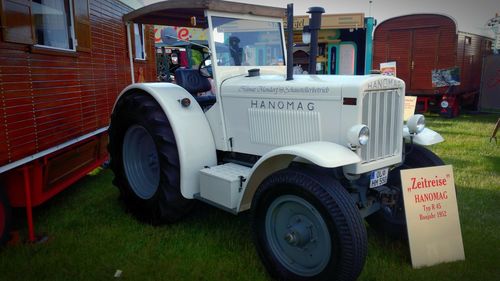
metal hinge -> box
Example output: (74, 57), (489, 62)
(239, 176), (246, 192)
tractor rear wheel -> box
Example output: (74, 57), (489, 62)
(251, 168), (367, 281)
(0, 187), (12, 246)
(366, 144), (444, 239)
(108, 93), (193, 223)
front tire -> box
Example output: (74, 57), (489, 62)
(366, 144), (444, 239)
(108, 93), (193, 223)
(251, 168), (367, 281)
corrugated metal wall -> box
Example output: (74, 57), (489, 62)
(0, 0), (156, 167)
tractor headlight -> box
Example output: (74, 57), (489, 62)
(407, 114), (425, 134)
(348, 124), (370, 147)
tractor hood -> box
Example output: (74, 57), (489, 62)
(220, 74), (405, 98)
(218, 73), (406, 173)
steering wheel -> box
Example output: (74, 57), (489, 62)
(198, 53), (212, 78)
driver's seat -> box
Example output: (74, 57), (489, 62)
(174, 68), (216, 108)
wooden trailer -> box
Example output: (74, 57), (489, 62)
(0, 0), (156, 244)
(373, 14), (493, 116)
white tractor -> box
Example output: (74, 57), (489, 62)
(108, 1), (445, 280)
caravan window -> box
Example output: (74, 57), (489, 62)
(134, 23), (146, 60)
(33, 0), (75, 50)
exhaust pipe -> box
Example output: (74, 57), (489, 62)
(307, 7), (325, 75)
(286, 3), (294, 81)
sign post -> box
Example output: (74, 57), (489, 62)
(400, 165), (465, 268)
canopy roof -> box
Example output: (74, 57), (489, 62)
(123, 0), (286, 27)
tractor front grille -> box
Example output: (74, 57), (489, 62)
(360, 90), (402, 163)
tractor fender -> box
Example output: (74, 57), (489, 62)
(238, 141), (361, 212)
(114, 83), (217, 199)
(403, 127), (444, 146)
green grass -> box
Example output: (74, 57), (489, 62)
(1, 113), (499, 281)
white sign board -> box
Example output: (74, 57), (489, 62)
(404, 96), (417, 121)
(401, 165), (465, 268)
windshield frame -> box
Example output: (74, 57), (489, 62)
(210, 16), (285, 67)
(206, 11), (287, 82)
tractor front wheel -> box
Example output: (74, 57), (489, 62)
(251, 168), (367, 281)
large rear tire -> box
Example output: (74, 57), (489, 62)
(0, 187), (12, 246)
(366, 144), (444, 239)
(251, 168), (367, 281)
(108, 93), (193, 223)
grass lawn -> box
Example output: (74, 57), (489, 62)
(0, 113), (499, 281)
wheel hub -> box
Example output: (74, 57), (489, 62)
(284, 215), (312, 247)
(265, 195), (331, 276)
(122, 125), (160, 200)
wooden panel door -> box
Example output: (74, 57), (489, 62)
(410, 27), (439, 92)
(388, 30), (412, 89)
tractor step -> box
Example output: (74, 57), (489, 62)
(198, 163), (251, 210)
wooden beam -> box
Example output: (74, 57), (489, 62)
(123, 0), (286, 24)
